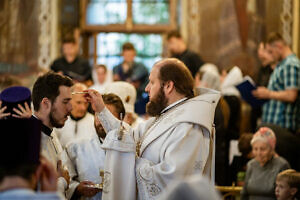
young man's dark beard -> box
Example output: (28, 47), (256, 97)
(146, 87), (168, 117)
(49, 108), (67, 128)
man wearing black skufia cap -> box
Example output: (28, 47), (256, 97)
(0, 86), (32, 119)
(0, 117), (64, 200)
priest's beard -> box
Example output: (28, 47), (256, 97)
(146, 86), (168, 117)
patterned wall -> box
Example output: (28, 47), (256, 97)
(0, 0), (297, 81)
(0, 0), (39, 74)
(182, 0), (296, 80)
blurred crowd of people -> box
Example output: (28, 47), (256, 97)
(0, 30), (299, 200)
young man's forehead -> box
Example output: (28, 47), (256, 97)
(268, 41), (281, 48)
(168, 36), (179, 42)
(58, 85), (72, 97)
(63, 42), (75, 47)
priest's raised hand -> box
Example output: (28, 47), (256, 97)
(84, 89), (105, 113)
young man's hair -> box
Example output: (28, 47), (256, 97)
(0, 164), (38, 183)
(62, 35), (76, 44)
(94, 64), (107, 73)
(157, 58), (194, 98)
(32, 71), (73, 111)
(167, 30), (182, 40)
(266, 32), (285, 45)
(122, 42), (135, 52)
(102, 93), (126, 119)
(238, 133), (253, 156)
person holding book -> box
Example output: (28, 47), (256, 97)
(252, 32), (300, 133)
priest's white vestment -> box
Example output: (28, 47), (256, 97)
(99, 88), (220, 200)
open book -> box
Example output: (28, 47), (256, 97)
(235, 76), (268, 107)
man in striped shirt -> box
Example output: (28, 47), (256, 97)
(253, 32), (300, 133)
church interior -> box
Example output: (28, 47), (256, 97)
(0, 0), (300, 199)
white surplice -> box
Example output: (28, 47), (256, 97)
(55, 113), (98, 148)
(41, 131), (79, 199)
(66, 137), (106, 200)
(98, 88), (220, 200)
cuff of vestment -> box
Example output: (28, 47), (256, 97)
(57, 177), (68, 195)
(102, 128), (136, 153)
(136, 158), (162, 198)
(66, 181), (80, 200)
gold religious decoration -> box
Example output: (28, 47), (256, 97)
(125, 95), (130, 103)
(135, 117), (159, 158)
(99, 170), (105, 190)
(118, 113), (125, 140)
(136, 140), (142, 158)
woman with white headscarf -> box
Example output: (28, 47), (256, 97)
(220, 66), (243, 140)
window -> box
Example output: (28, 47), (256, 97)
(96, 33), (162, 70)
(132, 0), (170, 25)
(81, 0), (177, 68)
(82, 0), (176, 32)
(86, 0), (127, 25)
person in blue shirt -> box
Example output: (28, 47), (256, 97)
(113, 42), (149, 115)
(253, 32), (300, 133)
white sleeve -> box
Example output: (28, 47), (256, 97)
(66, 181), (80, 200)
(136, 123), (210, 199)
(101, 129), (137, 200)
(57, 177), (67, 197)
(60, 148), (80, 199)
(97, 107), (132, 134)
(56, 178), (79, 199)
(97, 107), (122, 134)
(55, 137), (80, 199)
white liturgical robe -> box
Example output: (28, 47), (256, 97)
(98, 88), (220, 200)
(66, 137), (106, 200)
(40, 130), (79, 199)
(55, 113), (98, 148)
